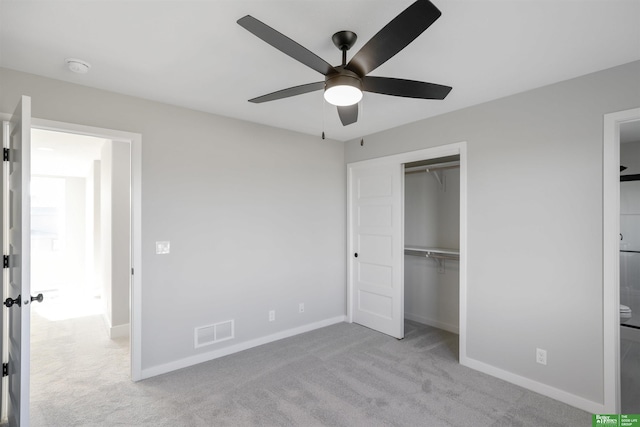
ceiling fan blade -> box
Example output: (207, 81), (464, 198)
(337, 104), (358, 126)
(363, 76), (451, 99)
(346, 0), (441, 77)
(248, 81), (324, 103)
(238, 15), (336, 76)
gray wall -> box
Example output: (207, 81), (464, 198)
(88, 160), (101, 296)
(346, 60), (640, 404)
(111, 140), (131, 328)
(99, 140), (131, 331)
(0, 67), (346, 370)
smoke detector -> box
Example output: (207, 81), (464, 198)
(65, 58), (91, 74)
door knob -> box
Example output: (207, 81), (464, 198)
(354, 253), (358, 258)
(4, 295), (21, 308)
(31, 293), (44, 303)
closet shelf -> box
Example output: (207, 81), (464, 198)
(404, 161), (460, 174)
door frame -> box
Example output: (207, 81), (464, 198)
(603, 107), (640, 413)
(347, 141), (467, 357)
(27, 117), (142, 381)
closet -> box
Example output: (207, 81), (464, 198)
(404, 155), (460, 333)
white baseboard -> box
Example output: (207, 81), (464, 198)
(460, 355), (605, 414)
(102, 314), (129, 339)
(140, 315), (347, 380)
(109, 323), (130, 339)
(405, 312), (459, 334)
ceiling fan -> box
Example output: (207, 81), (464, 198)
(237, 0), (452, 127)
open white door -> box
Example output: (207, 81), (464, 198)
(4, 96), (32, 427)
(348, 161), (404, 339)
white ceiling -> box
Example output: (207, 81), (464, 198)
(2, 0), (639, 142)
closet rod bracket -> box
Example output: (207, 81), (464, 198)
(428, 169), (445, 192)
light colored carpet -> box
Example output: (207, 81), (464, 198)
(31, 308), (590, 426)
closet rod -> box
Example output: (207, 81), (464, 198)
(404, 252), (460, 261)
(404, 247), (460, 261)
(404, 247), (459, 273)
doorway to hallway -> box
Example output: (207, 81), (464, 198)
(29, 128), (132, 411)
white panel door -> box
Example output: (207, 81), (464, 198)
(5, 95), (32, 427)
(349, 162), (403, 339)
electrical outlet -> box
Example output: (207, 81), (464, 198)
(268, 310), (275, 322)
(536, 348), (547, 365)
(299, 303), (305, 313)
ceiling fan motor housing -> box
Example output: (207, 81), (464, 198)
(325, 67), (362, 90)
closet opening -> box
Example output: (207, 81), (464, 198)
(404, 155), (461, 340)
(347, 142), (466, 354)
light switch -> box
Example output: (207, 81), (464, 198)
(156, 241), (170, 254)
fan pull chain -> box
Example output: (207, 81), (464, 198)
(359, 99), (364, 146)
(321, 97), (324, 139)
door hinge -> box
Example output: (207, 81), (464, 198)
(3, 255), (8, 269)
(2, 363), (8, 377)
(3, 148), (9, 162)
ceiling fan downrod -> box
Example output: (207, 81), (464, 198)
(332, 31), (358, 67)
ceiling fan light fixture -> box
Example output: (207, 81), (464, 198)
(324, 74), (363, 106)
(238, 0), (448, 126)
